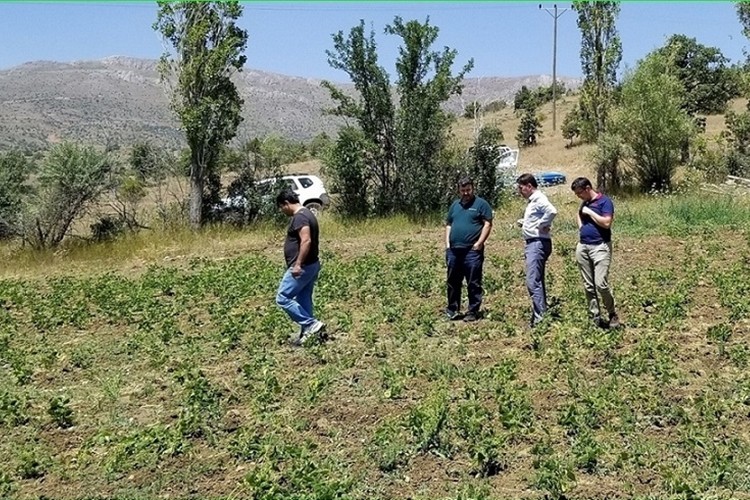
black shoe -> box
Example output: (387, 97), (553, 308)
(463, 312), (479, 322)
(593, 316), (607, 328)
(608, 313), (621, 329)
(445, 309), (461, 321)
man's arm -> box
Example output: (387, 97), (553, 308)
(537, 198), (558, 233)
(445, 225), (452, 249)
(581, 206), (613, 229)
(292, 225), (311, 277)
(576, 210), (583, 230)
(472, 219), (492, 250)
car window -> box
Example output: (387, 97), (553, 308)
(285, 179), (298, 191)
(298, 177), (314, 189)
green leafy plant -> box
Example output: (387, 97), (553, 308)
(48, 395), (74, 429)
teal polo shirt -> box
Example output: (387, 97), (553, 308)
(446, 196), (493, 248)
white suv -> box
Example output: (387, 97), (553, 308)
(222, 174), (330, 216)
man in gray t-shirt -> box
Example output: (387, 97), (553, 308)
(275, 189), (324, 345)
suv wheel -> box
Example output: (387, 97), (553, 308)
(305, 201), (323, 217)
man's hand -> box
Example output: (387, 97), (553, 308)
(539, 225), (550, 234)
(291, 264), (303, 278)
(581, 206), (595, 217)
(516, 218), (524, 228)
(472, 242), (484, 251)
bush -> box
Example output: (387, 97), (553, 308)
(483, 100), (507, 113)
(464, 101), (481, 119)
(22, 142), (114, 248)
(213, 138), (285, 225)
(90, 215), (125, 242)
(468, 126), (506, 205)
(516, 108), (543, 148)
(323, 126), (371, 218)
(612, 52), (693, 191)
(0, 151), (33, 239)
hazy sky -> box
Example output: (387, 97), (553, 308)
(1, 2), (746, 82)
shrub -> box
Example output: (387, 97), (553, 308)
(22, 142), (114, 248)
(0, 151), (33, 239)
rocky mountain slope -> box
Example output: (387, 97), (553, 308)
(0, 56), (579, 151)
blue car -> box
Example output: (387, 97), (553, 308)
(535, 171), (567, 186)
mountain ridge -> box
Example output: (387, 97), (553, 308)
(0, 56), (580, 151)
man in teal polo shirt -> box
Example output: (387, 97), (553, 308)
(445, 176), (493, 322)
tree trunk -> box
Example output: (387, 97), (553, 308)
(189, 161), (204, 229)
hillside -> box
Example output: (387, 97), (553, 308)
(0, 56), (579, 151)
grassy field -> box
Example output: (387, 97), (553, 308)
(2, 187), (750, 499)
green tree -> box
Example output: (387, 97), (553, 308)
(723, 110), (750, 177)
(387, 16), (473, 215)
(737, 1), (750, 41)
(483, 100), (507, 113)
(220, 138), (284, 224)
(513, 86), (537, 113)
(324, 17), (472, 216)
(129, 141), (167, 182)
(612, 53), (693, 191)
(516, 108), (543, 148)
(322, 20), (397, 214)
(464, 101), (481, 119)
(655, 34), (740, 115)
(573, 1), (622, 142)
(533, 82), (567, 106)
(591, 131), (623, 191)
(153, 1), (248, 228)
(0, 151), (33, 238)
(23, 143), (114, 249)
(324, 126), (371, 217)
(468, 126), (504, 204)
(307, 132), (333, 159)
(562, 105), (583, 147)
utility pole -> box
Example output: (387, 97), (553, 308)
(539, 3), (567, 132)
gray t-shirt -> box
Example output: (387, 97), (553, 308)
(283, 208), (319, 267)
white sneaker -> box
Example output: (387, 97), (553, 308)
(297, 320), (325, 346)
(305, 320), (325, 336)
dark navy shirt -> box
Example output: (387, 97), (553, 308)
(446, 196), (493, 248)
(579, 193), (614, 244)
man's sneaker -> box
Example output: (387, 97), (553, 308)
(445, 309), (460, 321)
(608, 313), (621, 329)
(593, 316), (606, 328)
(293, 320), (325, 346)
(463, 311), (479, 322)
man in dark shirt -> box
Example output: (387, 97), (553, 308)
(275, 189), (324, 345)
(445, 176), (493, 322)
(571, 177), (620, 328)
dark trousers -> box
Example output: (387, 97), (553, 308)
(525, 238), (552, 326)
(446, 247), (484, 314)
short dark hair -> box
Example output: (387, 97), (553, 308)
(516, 173), (538, 188)
(570, 177), (592, 191)
(276, 189), (299, 206)
(458, 176), (474, 188)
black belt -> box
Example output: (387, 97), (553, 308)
(525, 237), (550, 244)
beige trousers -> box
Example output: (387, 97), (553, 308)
(575, 242), (616, 319)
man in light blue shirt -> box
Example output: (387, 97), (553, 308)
(517, 173), (557, 327)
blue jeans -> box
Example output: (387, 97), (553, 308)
(525, 238), (552, 326)
(275, 261), (321, 329)
(446, 247), (484, 314)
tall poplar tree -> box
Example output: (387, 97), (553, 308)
(154, 1), (248, 228)
(573, 1), (622, 143)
